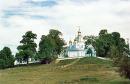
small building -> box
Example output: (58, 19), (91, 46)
(59, 29), (96, 58)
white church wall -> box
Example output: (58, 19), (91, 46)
(68, 50), (86, 58)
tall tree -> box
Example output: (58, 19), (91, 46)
(37, 29), (65, 64)
(16, 31), (37, 64)
(87, 48), (93, 56)
(83, 35), (97, 46)
(96, 31), (113, 57)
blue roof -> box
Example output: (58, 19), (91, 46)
(68, 45), (84, 51)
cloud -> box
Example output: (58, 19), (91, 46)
(0, 0), (130, 54)
(26, 0), (58, 7)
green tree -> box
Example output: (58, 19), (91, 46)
(99, 29), (108, 36)
(97, 29), (130, 79)
(83, 35), (97, 49)
(110, 32), (127, 63)
(16, 31), (37, 64)
(0, 47), (14, 69)
(95, 31), (113, 57)
(0, 59), (6, 69)
(110, 45), (120, 64)
(87, 48), (92, 56)
(37, 29), (65, 64)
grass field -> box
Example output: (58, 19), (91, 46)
(0, 57), (130, 84)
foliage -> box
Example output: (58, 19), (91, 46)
(96, 30), (113, 57)
(0, 47), (14, 69)
(99, 29), (108, 36)
(93, 29), (127, 58)
(16, 31), (37, 64)
(83, 35), (97, 48)
(87, 48), (93, 56)
(0, 59), (6, 69)
(119, 54), (130, 79)
(37, 29), (65, 64)
(94, 29), (130, 80)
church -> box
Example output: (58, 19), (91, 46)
(59, 29), (96, 58)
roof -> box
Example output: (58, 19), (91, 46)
(68, 44), (85, 51)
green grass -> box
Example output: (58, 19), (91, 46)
(76, 57), (112, 65)
(0, 57), (130, 84)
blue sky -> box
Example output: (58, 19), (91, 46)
(0, 0), (130, 54)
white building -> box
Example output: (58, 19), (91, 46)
(59, 29), (96, 58)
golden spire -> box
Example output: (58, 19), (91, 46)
(77, 26), (81, 33)
(77, 26), (81, 37)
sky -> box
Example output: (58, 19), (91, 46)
(0, 0), (130, 54)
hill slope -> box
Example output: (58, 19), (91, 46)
(0, 57), (130, 84)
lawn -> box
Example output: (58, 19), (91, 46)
(0, 57), (130, 84)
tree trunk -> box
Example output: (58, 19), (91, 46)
(27, 59), (29, 64)
(26, 57), (29, 64)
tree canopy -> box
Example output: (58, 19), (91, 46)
(0, 47), (14, 69)
(37, 29), (65, 64)
(94, 29), (130, 79)
(16, 31), (37, 64)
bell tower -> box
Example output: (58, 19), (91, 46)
(78, 28), (81, 36)
(77, 26), (82, 42)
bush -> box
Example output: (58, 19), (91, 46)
(119, 56), (130, 79)
(0, 47), (14, 69)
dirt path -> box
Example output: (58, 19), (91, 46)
(61, 58), (80, 68)
(55, 60), (60, 64)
